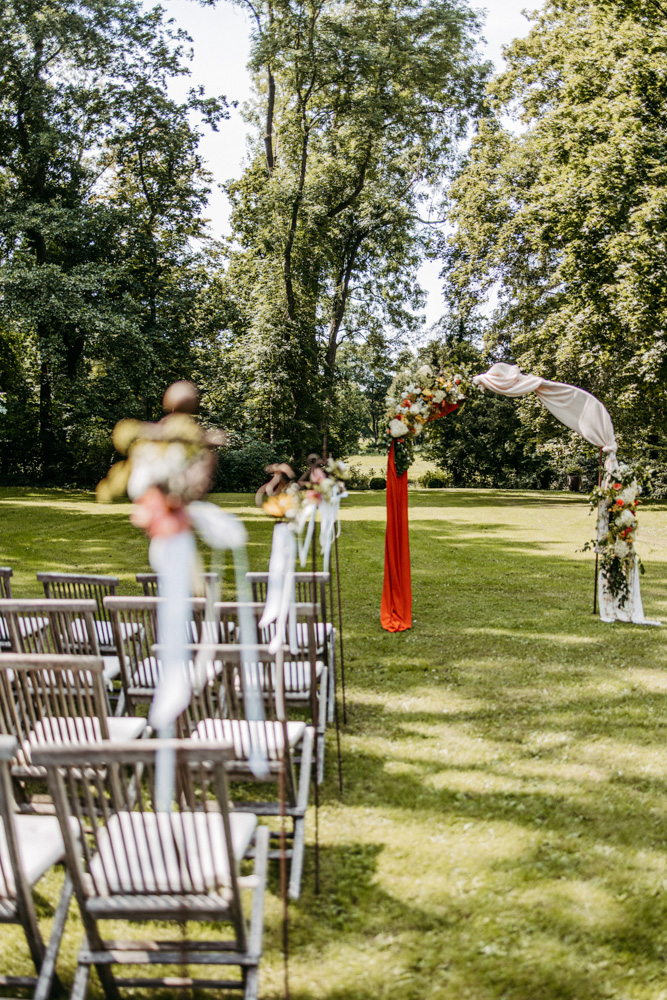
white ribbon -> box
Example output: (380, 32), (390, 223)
(297, 502), (318, 567)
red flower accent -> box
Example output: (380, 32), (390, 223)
(616, 499), (624, 507)
(613, 483), (622, 490)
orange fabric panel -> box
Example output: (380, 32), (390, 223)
(381, 403), (459, 633)
(381, 442), (412, 632)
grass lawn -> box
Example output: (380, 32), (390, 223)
(2, 485), (667, 999)
(346, 452), (439, 480)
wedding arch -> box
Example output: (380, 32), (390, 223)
(380, 362), (655, 632)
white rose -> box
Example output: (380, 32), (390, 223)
(617, 509), (635, 528)
(389, 418), (409, 437)
(619, 486), (637, 505)
(409, 401), (424, 415)
(416, 364), (433, 378)
(433, 390), (445, 404)
(613, 539), (630, 559)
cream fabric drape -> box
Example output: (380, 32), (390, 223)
(473, 363), (658, 625)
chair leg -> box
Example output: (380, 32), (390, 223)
(317, 667), (328, 785)
(327, 638), (336, 724)
(245, 825), (269, 999)
(34, 871), (74, 1000)
(289, 727), (313, 901)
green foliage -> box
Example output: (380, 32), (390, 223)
(443, 0), (667, 454)
(215, 439), (291, 493)
(220, 0), (489, 457)
(369, 476), (386, 490)
(0, 0), (226, 485)
(418, 333), (556, 488)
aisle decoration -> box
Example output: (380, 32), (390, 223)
(256, 456), (348, 644)
(97, 381), (267, 803)
(381, 365), (469, 633)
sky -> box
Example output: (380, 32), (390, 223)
(160, 0), (543, 326)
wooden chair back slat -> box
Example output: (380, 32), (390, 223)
(105, 596), (212, 711)
(0, 568), (13, 600)
(37, 573), (118, 627)
(0, 598), (100, 657)
(0, 654), (110, 772)
(136, 572), (220, 599)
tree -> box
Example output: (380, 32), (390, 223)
(442, 0), (667, 456)
(218, 0), (489, 459)
(0, 0), (226, 482)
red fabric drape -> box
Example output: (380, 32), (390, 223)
(381, 442), (412, 632)
(381, 403), (459, 633)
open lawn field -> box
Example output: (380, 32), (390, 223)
(346, 452), (439, 480)
(2, 486), (667, 998)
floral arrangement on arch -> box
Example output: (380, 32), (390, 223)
(585, 461), (647, 606)
(384, 364), (468, 475)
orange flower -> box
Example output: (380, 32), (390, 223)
(613, 483), (622, 490)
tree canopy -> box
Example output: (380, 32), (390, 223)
(442, 0), (667, 460)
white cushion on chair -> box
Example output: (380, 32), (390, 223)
(294, 622), (333, 649)
(89, 810), (256, 894)
(281, 659), (324, 692)
(95, 620), (140, 648)
(21, 715), (147, 758)
(193, 718), (306, 759)
(0, 814), (66, 895)
(102, 656), (121, 682)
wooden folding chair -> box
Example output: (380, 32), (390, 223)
(104, 596), (214, 714)
(136, 571), (219, 598)
(216, 600), (329, 783)
(248, 570), (338, 723)
(0, 566), (13, 650)
(37, 572), (121, 654)
(0, 598), (122, 693)
(0, 654), (149, 781)
(34, 739), (268, 1000)
(178, 643), (314, 900)
(0, 734), (74, 999)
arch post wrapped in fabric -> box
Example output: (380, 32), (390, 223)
(380, 370), (462, 632)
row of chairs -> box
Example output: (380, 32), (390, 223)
(0, 733), (268, 999)
(0, 566), (342, 997)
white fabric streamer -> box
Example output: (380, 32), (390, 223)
(260, 522), (297, 653)
(297, 503), (318, 567)
(473, 363), (618, 460)
(148, 530), (196, 809)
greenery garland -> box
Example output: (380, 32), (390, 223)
(583, 462), (647, 607)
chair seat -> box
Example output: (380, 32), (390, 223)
(95, 619), (140, 649)
(0, 616), (49, 644)
(281, 659), (325, 692)
(294, 621), (333, 649)
(0, 814), (66, 894)
(131, 656), (221, 691)
(19, 715), (147, 765)
(193, 718), (306, 759)
(89, 810), (257, 894)
(102, 656), (121, 682)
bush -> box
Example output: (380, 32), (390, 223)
(419, 469), (449, 488)
(369, 477), (387, 490)
(215, 440), (290, 493)
(346, 463), (370, 490)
